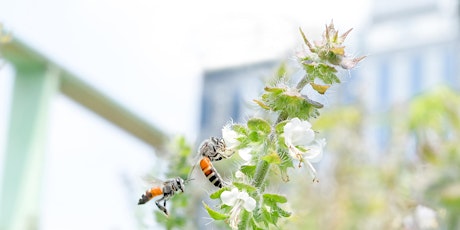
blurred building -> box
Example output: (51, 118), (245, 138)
(197, 61), (278, 141)
(360, 0), (459, 112)
(357, 0), (460, 153)
(197, 0), (460, 155)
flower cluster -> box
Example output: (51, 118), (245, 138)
(201, 21), (363, 229)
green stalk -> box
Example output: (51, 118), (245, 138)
(239, 73), (311, 229)
(252, 160), (270, 188)
(295, 74), (310, 91)
(238, 210), (250, 230)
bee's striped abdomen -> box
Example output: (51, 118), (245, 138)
(138, 187), (163, 205)
(199, 157), (223, 188)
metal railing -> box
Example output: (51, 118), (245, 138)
(0, 38), (168, 230)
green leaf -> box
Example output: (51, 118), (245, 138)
(263, 193), (288, 204)
(275, 120), (288, 134)
(274, 205), (292, 217)
(248, 131), (260, 142)
(209, 187), (230, 199)
(278, 149), (294, 174)
(250, 216), (265, 230)
(247, 118), (272, 134)
(203, 201), (228, 220)
(304, 63), (340, 84)
(264, 86), (285, 94)
(233, 182), (257, 193)
(262, 207), (273, 225)
(240, 165), (256, 177)
(262, 152), (281, 164)
(232, 124), (249, 136)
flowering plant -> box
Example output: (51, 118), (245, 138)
(201, 21), (364, 229)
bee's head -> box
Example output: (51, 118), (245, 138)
(176, 177), (185, 192)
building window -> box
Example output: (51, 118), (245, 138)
(443, 46), (457, 88)
(378, 59), (390, 110)
(410, 54), (423, 96)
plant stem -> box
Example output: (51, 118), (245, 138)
(252, 160), (270, 188)
(295, 74), (309, 91)
(238, 210), (250, 230)
(240, 73), (311, 228)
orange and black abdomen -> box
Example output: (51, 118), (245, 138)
(138, 187), (163, 205)
(200, 157), (223, 188)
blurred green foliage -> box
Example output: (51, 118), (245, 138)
(281, 85), (460, 229)
(154, 136), (194, 230)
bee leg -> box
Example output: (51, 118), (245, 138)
(155, 196), (168, 216)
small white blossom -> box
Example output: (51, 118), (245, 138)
(235, 170), (245, 179)
(238, 148), (252, 162)
(221, 188), (256, 211)
(222, 124), (254, 162)
(221, 188), (256, 230)
(222, 124), (240, 150)
(284, 117), (326, 181)
(284, 118), (315, 147)
(403, 205), (438, 230)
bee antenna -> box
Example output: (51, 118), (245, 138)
(184, 178), (194, 184)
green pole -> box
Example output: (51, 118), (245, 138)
(0, 64), (59, 230)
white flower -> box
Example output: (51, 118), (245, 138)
(222, 124), (253, 162)
(221, 188), (256, 230)
(284, 118), (315, 147)
(237, 147), (252, 162)
(284, 117), (326, 181)
(222, 124), (240, 150)
(403, 205), (438, 230)
(235, 170), (245, 179)
(221, 188), (256, 212)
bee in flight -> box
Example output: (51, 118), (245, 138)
(137, 177), (186, 216)
(191, 137), (234, 188)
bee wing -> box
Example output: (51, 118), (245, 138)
(140, 175), (165, 189)
(186, 154), (202, 182)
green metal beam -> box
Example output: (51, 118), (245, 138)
(0, 38), (168, 230)
(59, 72), (168, 152)
(0, 63), (59, 230)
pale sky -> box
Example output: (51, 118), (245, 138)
(0, 0), (370, 229)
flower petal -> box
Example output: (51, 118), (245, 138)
(221, 188), (239, 206)
(284, 118), (315, 146)
(222, 124), (240, 150)
(235, 170), (245, 179)
(304, 138), (326, 163)
(243, 197), (256, 212)
(238, 148), (252, 162)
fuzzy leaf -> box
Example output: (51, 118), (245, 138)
(209, 187), (230, 199)
(262, 152), (281, 164)
(232, 124), (248, 136)
(247, 118), (271, 134)
(240, 165), (256, 177)
(263, 193), (288, 204)
(262, 208), (273, 225)
(330, 46), (345, 56)
(304, 63), (340, 84)
(233, 182), (257, 193)
(248, 131), (260, 142)
(250, 217), (265, 230)
(253, 99), (271, 110)
(310, 82), (331, 95)
(274, 205), (291, 217)
(203, 201), (228, 220)
(264, 86), (285, 94)
(275, 120), (288, 135)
